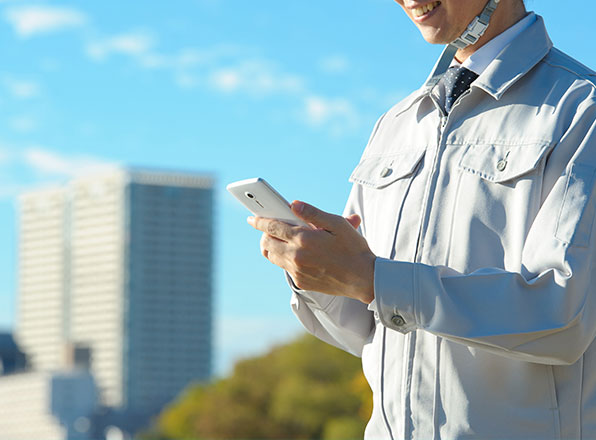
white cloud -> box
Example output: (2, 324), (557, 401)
(174, 48), (213, 67)
(3, 78), (39, 99)
(85, 33), (210, 73)
(4, 5), (86, 38)
(174, 45), (241, 68)
(319, 55), (350, 74)
(208, 60), (304, 96)
(84, 28), (301, 100)
(6, 9), (362, 138)
(304, 95), (358, 126)
(0, 144), (116, 200)
(89, 41), (240, 72)
(146, 47), (214, 70)
(209, 69), (240, 92)
(86, 32), (154, 61)
(23, 147), (115, 178)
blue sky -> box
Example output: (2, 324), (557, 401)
(0, 0), (592, 375)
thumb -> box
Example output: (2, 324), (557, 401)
(345, 214), (361, 230)
(291, 201), (341, 230)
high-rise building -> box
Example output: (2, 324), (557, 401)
(0, 370), (97, 440)
(0, 333), (27, 374)
(16, 168), (214, 418)
(18, 187), (68, 373)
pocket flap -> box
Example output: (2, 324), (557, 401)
(350, 148), (425, 189)
(459, 142), (551, 183)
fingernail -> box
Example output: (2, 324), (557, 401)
(247, 216), (255, 225)
(293, 201), (304, 214)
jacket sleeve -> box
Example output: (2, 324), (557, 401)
(374, 118), (596, 366)
(288, 115), (392, 357)
(290, 286), (375, 358)
(289, 182), (375, 358)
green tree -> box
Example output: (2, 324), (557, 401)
(145, 333), (372, 439)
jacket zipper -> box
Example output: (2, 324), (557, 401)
(402, 92), (450, 439)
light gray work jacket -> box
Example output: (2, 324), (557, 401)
(291, 15), (596, 439)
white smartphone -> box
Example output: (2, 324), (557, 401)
(226, 177), (308, 227)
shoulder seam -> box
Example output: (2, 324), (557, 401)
(540, 48), (596, 90)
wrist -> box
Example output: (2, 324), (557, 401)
(354, 253), (375, 304)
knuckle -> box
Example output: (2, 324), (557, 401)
(294, 231), (309, 247)
(332, 214), (345, 227)
(292, 249), (309, 267)
(266, 221), (279, 236)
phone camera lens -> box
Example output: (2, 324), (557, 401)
(245, 192), (255, 199)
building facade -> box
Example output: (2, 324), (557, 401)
(18, 187), (68, 373)
(0, 332), (27, 374)
(0, 370), (97, 440)
(16, 168), (214, 420)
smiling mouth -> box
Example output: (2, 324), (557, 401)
(412, 1), (441, 18)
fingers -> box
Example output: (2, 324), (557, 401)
(260, 233), (273, 259)
(248, 216), (301, 241)
(345, 214), (361, 230)
(259, 233), (316, 290)
(249, 216), (311, 273)
(291, 201), (344, 231)
(260, 232), (295, 270)
(291, 201), (362, 236)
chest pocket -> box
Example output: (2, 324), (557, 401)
(459, 143), (596, 248)
(350, 147), (426, 189)
(458, 142), (552, 184)
(447, 142), (555, 270)
(349, 148), (426, 258)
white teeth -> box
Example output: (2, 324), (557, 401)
(413, 1), (440, 18)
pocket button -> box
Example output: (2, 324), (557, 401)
(496, 159), (507, 172)
(380, 167), (393, 178)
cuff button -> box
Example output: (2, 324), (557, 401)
(391, 315), (406, 327)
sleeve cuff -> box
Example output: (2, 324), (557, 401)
(285, 271), (336, 311)
(374, 257), (419, 333)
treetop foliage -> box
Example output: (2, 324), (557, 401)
(145, 333), (372, 440)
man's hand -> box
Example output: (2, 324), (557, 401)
(247, 201), (375, 304)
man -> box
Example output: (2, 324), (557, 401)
(249, 0), (596, 438)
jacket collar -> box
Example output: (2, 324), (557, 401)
(417, 14), (553, 101)
(473, 14), (553, 99)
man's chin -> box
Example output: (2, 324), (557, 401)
(419, 31), (452, 45)
(416, 25), (460, 45)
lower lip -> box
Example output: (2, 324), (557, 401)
(413, 4), (441, 23)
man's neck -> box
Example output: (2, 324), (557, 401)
(455, 1), (527, 63)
